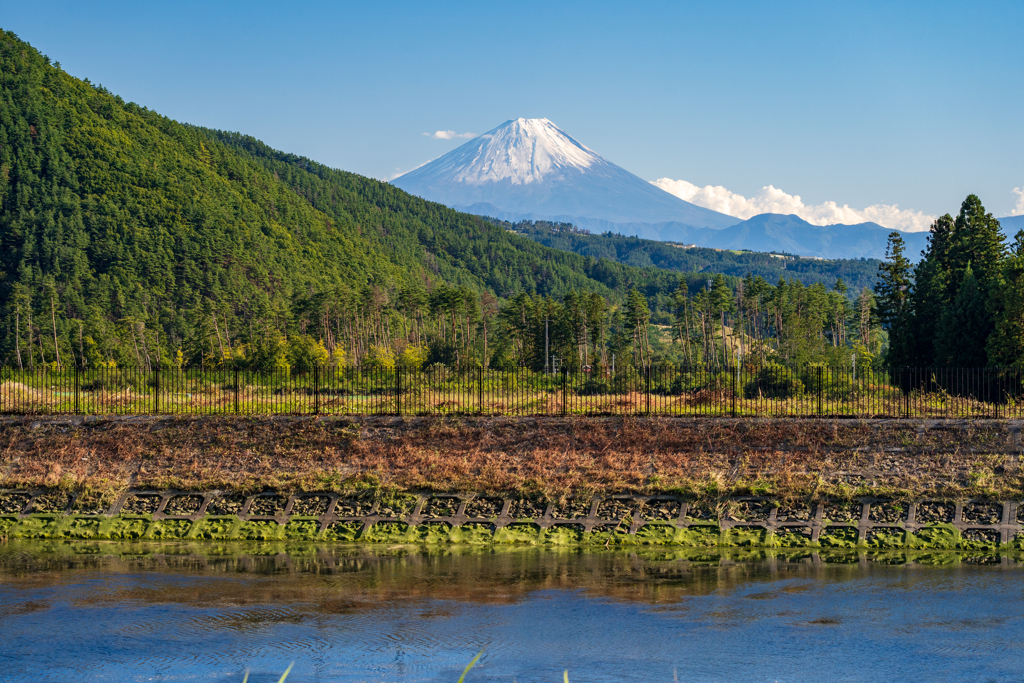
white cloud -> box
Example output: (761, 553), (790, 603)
(1012, 186), (1024, 216)
(424, 130), (476, 140)
(651, 178), (936, 232)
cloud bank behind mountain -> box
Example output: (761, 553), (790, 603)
(652, 178), (936, 233)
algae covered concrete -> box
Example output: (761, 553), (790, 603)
(2, 489), (1024, 552)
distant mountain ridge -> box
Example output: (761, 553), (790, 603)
(393, 118), (934, 259)
(393, 118), (739, 233)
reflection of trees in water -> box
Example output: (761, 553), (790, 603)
(0, 543), (994, 612)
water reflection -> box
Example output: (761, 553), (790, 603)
(1, 541), (1022, 682)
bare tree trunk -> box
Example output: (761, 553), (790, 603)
(15, 307), (23, 370)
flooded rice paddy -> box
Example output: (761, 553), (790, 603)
(2, 541), (1024, 682)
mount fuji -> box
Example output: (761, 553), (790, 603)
(392, 118), (740, 239)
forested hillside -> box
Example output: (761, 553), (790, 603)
(0, 29), (683, 370)
(488, 218), (883, 289)
(0, 29), (887, 373)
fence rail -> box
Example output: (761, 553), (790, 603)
(1, 365), (1023, 418)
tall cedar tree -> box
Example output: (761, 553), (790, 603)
(934, 263), (989, 367)
(874, 232), (913, 365)
(987, 231), (1024, 367)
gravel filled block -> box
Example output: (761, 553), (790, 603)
(29, 490), (73, 513)
(869, 502), (908, 524)
(464, 497), (503, 518)
(206, 493), (247, 516)
(121, 494), (161, 515)
(0, 492), (31, 515)
(508, 498), (546, 520)
(291, 495), (330, 517)
(639, 499), (681, 521)
(248, 494), (287, 517)
(164, 495), (204, 516)
(423, 496), (460, 517)
(915, 501), (954, 524)
(552, 499), (591, 520)
(962, 502), (1002, 525)
(823, 501), (862, 523)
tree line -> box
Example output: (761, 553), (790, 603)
(875, 195), (1022, 368)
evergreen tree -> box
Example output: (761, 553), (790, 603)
(934, 263), (989, 367)
(874, 231), (914, 365)
(987, 231), (1024, 368)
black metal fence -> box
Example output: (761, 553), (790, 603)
(1, 365), (1023, 418)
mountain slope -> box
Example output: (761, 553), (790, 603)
(0, 30), (692, 367)
(999, 215), (1024, 237)
(392, 118), (739, 233)
(490, 219), (885, 289)
(691, 213), (931, 260)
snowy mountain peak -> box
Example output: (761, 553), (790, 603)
(392, 118), (740, 231)
(438, 118), (601, 185)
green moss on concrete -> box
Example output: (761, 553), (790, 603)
(238, 519), (285, 541)
(819, 526), (859, 548)
(0, 516), (17, 536)
(9, 515), (63, 539)
(103, 517), (151, 540)
(190, 517), (240, 540)
(723, 527), (769, 547)
(61, 517), (101, 539)
(362, 522), (415, 543)
(544, 525), (585, 546)
(585, 525), (636, 547)
(493, 523), (542, 544)
(322, 521), (362, 541)
(909, 524), (959, 550)
(1, 509), (1018, 552)
(148, 520), (193, 540)
(414, 522), (455, 544)
(865, 529), (907, 549)
(676, 524), (721, 547)
(283, 519), (320, 541)
(447, 523), (496, 545)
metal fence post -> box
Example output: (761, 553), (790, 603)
(396, 366), (402, 416)
(74, 365), (80, 415)
(313, 366), (320, 415)
(234, 367), (239, 414)
(478, 366), (484, 414)
(817, 366), (823, 416)
(561, 367), (568, 417)
(154, 367), (159, 415)
(731, 365), (737, 417)
(645, 366), (651, 415)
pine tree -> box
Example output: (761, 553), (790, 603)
(987, 231), (1024, 367)
(934, 263), (989, 367)
(874, 232), (913, 365)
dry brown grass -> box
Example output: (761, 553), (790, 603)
(0, 415), (1020, 501)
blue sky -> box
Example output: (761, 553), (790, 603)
(5, 1), (1023, 226)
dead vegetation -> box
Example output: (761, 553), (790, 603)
(0, 415), (1021, 502)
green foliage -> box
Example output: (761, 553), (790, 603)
(745, 363), (805, 399)
(934, 264), (989, 367)
(493, 219), (884, 290)
(882, 195), (1013, 369)
(987, 232), (1024, 367)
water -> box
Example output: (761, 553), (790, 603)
(2, 542), (1023, 682)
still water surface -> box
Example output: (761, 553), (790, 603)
(1, 542), (1023, 682)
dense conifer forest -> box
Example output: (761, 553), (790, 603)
(6, 29), (1011, 375)
(488, 218), (884, 290)
(875, 195), (1024, 368)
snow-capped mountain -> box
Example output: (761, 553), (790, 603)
(392, 118), (740, 236)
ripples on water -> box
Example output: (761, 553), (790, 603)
(1, 542), (1023, 682)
